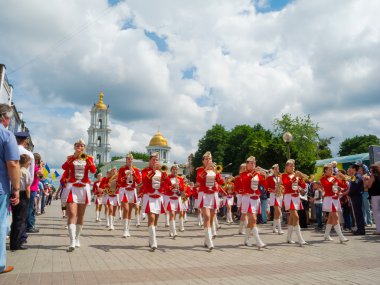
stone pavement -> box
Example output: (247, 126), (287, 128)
(1, 200), (379, 285)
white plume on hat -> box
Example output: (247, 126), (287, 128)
(74, 138), (86, 146)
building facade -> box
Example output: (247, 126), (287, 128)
(87, 92), (111, 165)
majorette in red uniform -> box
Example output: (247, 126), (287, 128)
(99, 168), (119, 230)
(320, 163), (349, 243)
(222, 176), (235, 224)
(266, 164), (284, 235)
(235, 163), (248, 235)
(165, 165), (185, 237)
(92, 173), (103, 222)
(117, 153), (142, 238)
(240, 156), (267, 249)
(281, 159), (307, 245)
(62, 138), (96, 252)
(191, 183), (204, 226)
(141, 152), (170, 250)
(180, 180), (191, 226)
(196, 151), (224, 251)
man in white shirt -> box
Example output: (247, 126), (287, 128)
(15, 132), (34, 179)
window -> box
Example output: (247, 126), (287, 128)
(98, 119), (103, 128)
(97, 136), (101, 147)
(97, 154), (101, 164)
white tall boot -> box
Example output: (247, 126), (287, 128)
(204, 228), (214, 250)
(287, 225), (295, 244)
(211, 221), (217, 239)
(141, 212), (146, 220)
(244, 228), (252, 246)
(109, 215), (115, 230)
(105, 214), (110, 228)
(96, 211), (100, 222)
(294, 225), (307, 245)
(324, 224), (334, 241)
(123, 219), (130, 237)
(118, 208), (122, 220)
(334, 224), (349, 243)
(179, 218), (185, 232)
(272, 219), (278, 233)
(170, 220), (177, 238)
(136, 213), (141, 227)
(215, 217), (221, 229)
(148, 225), (153, 248)
(68, 224), (76, 252)
(151, 226), (157, 250)
(165, 213), (170, 227)
(277, 219), (284, 235)
(252, 227), (266, 248)
(75, 224), (82, 248)
(184, 212), (187, 222)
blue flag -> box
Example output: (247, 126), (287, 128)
(45, 164), (51, 173)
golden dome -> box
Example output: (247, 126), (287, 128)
(96, 92), (107, 110)
(149, 131), (169, 147)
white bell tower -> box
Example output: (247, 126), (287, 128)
(87, 92), (111, 165)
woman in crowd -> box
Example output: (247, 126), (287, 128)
(62, 139), (96, 252)
(367, 162), (380, 235)
(320, 164), (349, 243)
(266, 164), (284, 234)
(117, 153), (141, 237)
(281, 159), (307, 246)
(100, 168), (119, 230)
(141, 152), (170, 250)
(240, 156), (267, 249)
(196, 151), (224, 251)
(235, 163), (247, 235)
(92, 173), (103, 222)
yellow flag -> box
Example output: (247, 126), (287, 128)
(51, 172), (56, 180)
(43, 167), (49, 178)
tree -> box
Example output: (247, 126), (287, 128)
(317, 137), (333, 159)
(338, 135), (380, 156)
(111, 156), (123, 161)
(273, 114), (321, 174)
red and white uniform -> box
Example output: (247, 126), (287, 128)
(222, 182), (235, 207)
(62, 155), (96, 205)
(240, 171), (266, 214)
(92, 178), (103, 205)
(196, 167), (224, 209)
(100, 175), (120, 206)
(181, 184), (191, 211)
(281, 173), (306, 211)
(141, 167), (170, 214)
(320, 175), (347, 212)
(266, 175), (283, 207)
(164, 174), (185, 212)
(192, 186), (201, 209)
(234, 175), (243, 208)
(117, 165), (141, 205)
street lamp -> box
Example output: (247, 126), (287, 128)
(282, 132), (293, 159)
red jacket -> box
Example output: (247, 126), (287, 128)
(117, 165), (141, 188)
(165, 174), (185, 196)
(240, 170), (267, 195)
(320, 175), (347, 197)
(281, 173), (306, 195)
(266, 175), (281, 193)
(196, 167), (224, 194)
(141, 167), (170, 195)
(92, 178), (103, 195)
(62, 155), (96, 186)
(234, 176), (243, 194)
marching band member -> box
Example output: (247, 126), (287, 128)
(240, 156), (267, 249)
(62, 139), (96, 252)
(92, 173), (103, 222)
(165, 165), (184, 238)
(55, 169), (69, 220)
(192, 183), (203, 227)
(266, 164), (284, 234)
(281, 159), (307, 245)
(135, 183), (144, 227)
(100, 168), (119, 230)
(320, 164), (349, 243)
(235, 163), (248, 234)
(222, 176), (235, 224)
(141, 152), (170, 250)
(180, 179), (191, 230)
(117, 153), (141, 237)
(196, 151), (224, 251)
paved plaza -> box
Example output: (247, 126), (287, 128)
(1, 201), (379, 285)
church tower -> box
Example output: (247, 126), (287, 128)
(146, 131), (171, 163)
(87, 92), (111, 165)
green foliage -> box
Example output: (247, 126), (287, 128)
(95, 163), (104, 176)
(131, 151), (150, 162)
(338, 135), (380, 156)
(111, 156), (123, 161)
(317, 137), (333, 159)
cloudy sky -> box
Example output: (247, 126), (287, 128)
(1, 0), (379, 169)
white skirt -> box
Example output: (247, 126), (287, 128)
(143, 194), (165, 214)
(61, 187), (69, 207)
(66, 183), (91, 205)
(180, 198), (189, 211)
(199, 192), (218, 209)
(194, 196), (201, 209)
(95, 195), (103, 205)
(241, 195), (261, 214)
(102, 194), (120, 206)
(269, 192), (283, 207)
(283, 194), (303, 211)
(223, 195), (234, 206)
(165, 196), (182, 212)
(119, 187), (137, 204)
(322, 196), (342, 212)
(236, 194), (242, 208)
